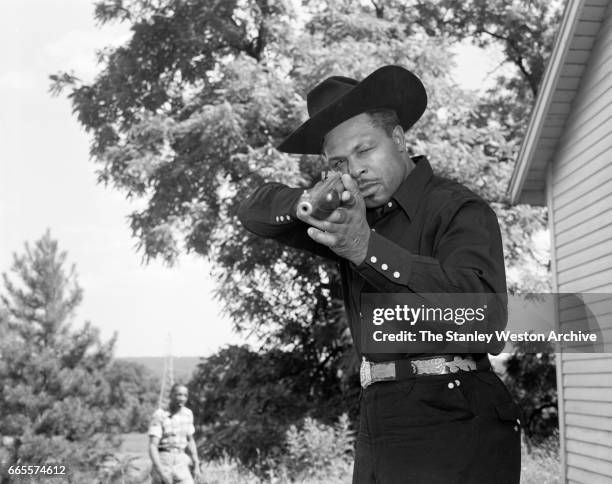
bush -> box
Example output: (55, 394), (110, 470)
(521, 433), (561, 484)
(276, 414), (354, 483)
(502, 341), (558, 446)
(189, 346), (357, 473)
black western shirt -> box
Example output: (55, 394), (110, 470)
(238, 156), (508, 361)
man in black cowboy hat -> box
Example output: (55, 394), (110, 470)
(238, 65), (521, 483)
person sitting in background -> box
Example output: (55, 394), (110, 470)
(148, 383), (200, 484)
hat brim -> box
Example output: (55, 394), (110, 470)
(277, 65), (427, 155)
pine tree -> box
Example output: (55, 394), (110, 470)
(0, 231), (145, 480)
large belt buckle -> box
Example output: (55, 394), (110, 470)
(411, 357), (447, 375)
(360, 357), (373, 388)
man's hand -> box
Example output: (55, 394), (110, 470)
(297, 174), (370, 265)
(193, 462), (201, 481)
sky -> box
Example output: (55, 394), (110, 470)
(0, 1), (506, 357)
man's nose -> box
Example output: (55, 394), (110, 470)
(348, 157), (368, 179)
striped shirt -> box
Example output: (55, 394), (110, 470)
(148, 406), (195, 451)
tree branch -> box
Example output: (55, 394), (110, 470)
(370, 0), (384, 18)
(480, 27), (538, 96)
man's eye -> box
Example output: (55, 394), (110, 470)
(359, 147), (372, 154)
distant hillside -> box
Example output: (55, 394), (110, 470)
(119, 356), (203, 382)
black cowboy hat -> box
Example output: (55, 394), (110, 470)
(277, 65), (427, 155)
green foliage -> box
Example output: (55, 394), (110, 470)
(411, 0), (564, 139)
(0, 232), (159, 477)
(502, 340), (558, 446)
(51, 0), (555, 291)
(192, 414), (354, 483)
(104, 360), (160, 433)
(520, 434), (561, 484)
(280, 414), (353, 482)
(52, 0), (563, 469)
(187, 346), (359, 472)
(96, 453), (151, 484)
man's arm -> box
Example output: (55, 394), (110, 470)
(355, 199), (506, 295)
(186, 434), (200, 477)
(148, 436), (171, 484)
(303, 175), (505, 295)
(238, 182), (338, 260)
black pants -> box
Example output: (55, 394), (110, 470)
(353, 370), (521, 484)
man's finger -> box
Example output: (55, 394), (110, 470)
(341, 190), (356, 206)
(326, 209), (348, 224)
(340, 174), (363, 207)
(341, 173), (360, 194)
(307, 227), (338, 247)
(297, 206), (346, 230)
(296, 207), (326, 226)
(300, 215), (341, 233)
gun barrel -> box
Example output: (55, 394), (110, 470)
(298, 190), (340, 219)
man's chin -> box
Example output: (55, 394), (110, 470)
(364, 194), (387, 208)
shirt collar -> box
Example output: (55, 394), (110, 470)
(392, 155), (433, 221)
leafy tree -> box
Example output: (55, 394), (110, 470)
(188, 345), (359, 470)
(0, 231), (158, 478)
(105, 359), (160, 433)
(51, 0), (560, 466)
(408, 0), (564, 139)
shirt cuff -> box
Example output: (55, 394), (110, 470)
(354, 231), (413, 286)
(270, 188), (302, 225)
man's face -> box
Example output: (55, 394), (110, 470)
(322, 113), (408, 208)
(170, 385), (188, 408)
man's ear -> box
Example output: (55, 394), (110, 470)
(392, 125), (406, 151)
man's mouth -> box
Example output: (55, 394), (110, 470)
(359, 182), (378, 197)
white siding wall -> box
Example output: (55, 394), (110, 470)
(550, 2), (612, 482)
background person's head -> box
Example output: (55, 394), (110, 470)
(169, 383), (189, 410)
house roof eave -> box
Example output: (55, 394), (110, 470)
(508, 0), (587, 205)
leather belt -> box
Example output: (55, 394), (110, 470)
(360, 354), (490, 389)
(158, 447), (184, 453)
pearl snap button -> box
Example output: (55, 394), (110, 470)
(513, 426), (519, 432)
(381, 263), (388, 270)
(279, 215), (284, 221)
(455, 379), (460, 386)
(393, 271), (400, 278)
(447, 382), (454, 389)
(370, 256), (377, 263)
(388, 202), (393, 207)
